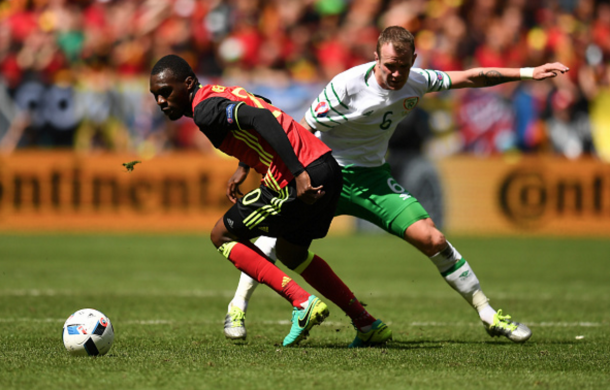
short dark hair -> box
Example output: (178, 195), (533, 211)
(376, 26), (415, 56)
(151, 54), (196, 81)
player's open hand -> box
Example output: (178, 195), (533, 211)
(534, 63), (570, 80)
(295, 171), (325, 205)
(226, 164), (250, 203)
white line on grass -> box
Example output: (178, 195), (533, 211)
(0, 289), (605, 302)
(0, 318), (605, 327)
(0, 289), (238, 297)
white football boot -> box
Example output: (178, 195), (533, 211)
(224, 306), (247, 340)
(485, 309), (532, 343)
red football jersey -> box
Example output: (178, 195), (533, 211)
(192, 84), (331, 191)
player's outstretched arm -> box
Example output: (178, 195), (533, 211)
(446, 62), (570, 89)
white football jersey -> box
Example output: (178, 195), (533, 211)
(304, 61), (452, 167)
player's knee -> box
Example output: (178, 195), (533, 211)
(275, 244), (308, 270)
(210, 229), (224, 248)
(210, 219), (233, 248)
(420, 229), (446, 257)
(277, 256), (303, 270)
(430, 230), (447, 254)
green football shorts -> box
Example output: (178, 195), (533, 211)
(335, 163), (430, 238)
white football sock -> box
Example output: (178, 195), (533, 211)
(228, 274), (256, 312)
(429, 241), (462, 274)
(430, 242), (496, 324)
(228, 297), (248, 313)
(475, 294), (497, 325)
(254, 236), (279, 262)
(228, 236), (278, 313)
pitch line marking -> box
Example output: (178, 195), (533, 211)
(1, 289), (607, 302)
(0, 318), (605, 327)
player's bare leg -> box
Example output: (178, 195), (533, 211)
(405, 218), (532, 343)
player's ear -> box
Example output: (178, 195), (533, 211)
(374, 50), (379, 63)
(411, 53), (417, 66)
(185, 76), (197, 91)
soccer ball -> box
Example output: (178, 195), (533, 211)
(62, 308), (114, 356)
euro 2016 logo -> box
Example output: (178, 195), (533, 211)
(314, 101), (330, 118)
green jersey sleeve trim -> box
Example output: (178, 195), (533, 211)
(323, 88), (349, 122)
(330, 83), (349, 109)
(424, 69), (434, 92)
(364, 64), (375, 87)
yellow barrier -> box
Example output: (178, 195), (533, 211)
(0, 151), (261, 232)
(437, 155), (610, 237)
(2, 152), (608, 236)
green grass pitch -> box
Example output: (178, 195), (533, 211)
(0, 234), (609, 389)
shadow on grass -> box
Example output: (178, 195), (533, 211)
(297, 338), (543, 350)
(393, 339), (541, 347)
(389, 338), (579, 347)
(293, 341), (444, 350)
(211, 335), (566, 350)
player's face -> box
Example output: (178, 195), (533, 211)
(374, 43), (417, 90)
(150, 70), (193, 120)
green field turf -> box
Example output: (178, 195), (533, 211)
(0, 234), (609, 389)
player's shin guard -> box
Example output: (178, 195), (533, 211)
(293, 251), (375, 329)
(229, 236), (279, 312)
(430, 242), (495, 323)
(218, 241), (310, 308)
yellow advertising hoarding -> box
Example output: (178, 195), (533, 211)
(0, 151), (261, 232)
(437, 155), (610, 237)
(1, 152), (609, 237)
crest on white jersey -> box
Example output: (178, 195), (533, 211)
(403, 97), (419, 112)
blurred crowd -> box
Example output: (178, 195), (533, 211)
(1, 0), (609, 161)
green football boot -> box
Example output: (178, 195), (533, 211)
(349, 319), (393, 348)
(283, 295), (329, 347)
(485, 309), (532, 343)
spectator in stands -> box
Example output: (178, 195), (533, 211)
(0, 0), (606, 160)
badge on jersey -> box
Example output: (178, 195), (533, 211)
(314, 101), (330, 118)
(435, 71), (444, 82)
(402, 97), (419, 112)
(226, 103), (236, 124)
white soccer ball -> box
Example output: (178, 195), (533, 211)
(62, 308), (114, 356)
